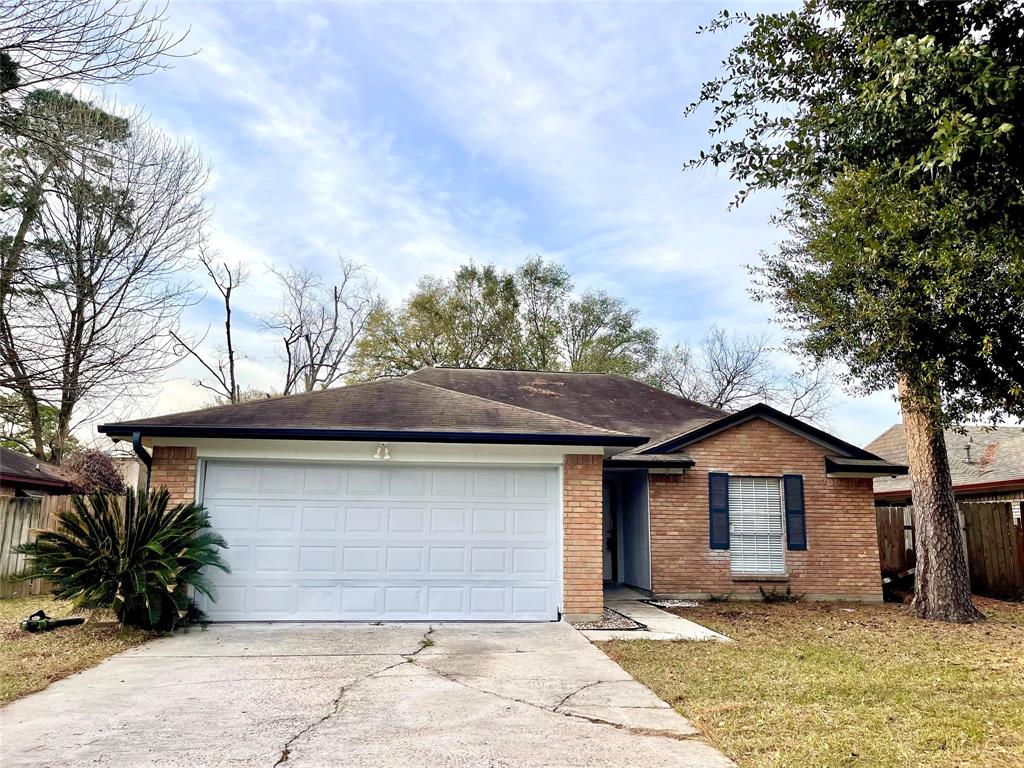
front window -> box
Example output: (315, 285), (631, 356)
(729, 476), (785, 575)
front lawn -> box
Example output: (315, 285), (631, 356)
(601, 599), (1024, 768)
(0, 596), (150, 706)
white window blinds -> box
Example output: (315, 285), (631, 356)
(729, 476), (785, 574)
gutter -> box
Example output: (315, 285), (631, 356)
(99, 424), (648, 448)
(132, 431), (153, 492)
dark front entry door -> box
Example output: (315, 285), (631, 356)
(602, 479), (618, 581)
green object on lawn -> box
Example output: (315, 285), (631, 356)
(20, 610), (85, 633)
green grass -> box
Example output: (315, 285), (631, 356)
(0, 596), (150, 706)
(601, 599), (1024, 768)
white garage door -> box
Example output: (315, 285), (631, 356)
(196, 461), (561, 622)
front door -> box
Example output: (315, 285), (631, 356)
(602, 479), (617, 581)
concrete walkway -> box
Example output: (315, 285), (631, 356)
(580, 587), (730, 642)
(1, 622), (733, 768)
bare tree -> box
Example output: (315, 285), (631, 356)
(0, 103), (208, 461)
(263, 259), (378, 395)
(170, 248), (248, 404)
(0, 0), (185, 97)
(560, 291), (658, 378)
(649, 325), (835, 424)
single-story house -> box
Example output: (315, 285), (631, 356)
(868, 424), (1024, 523)
(0, 447), (71, 497)
(99, 367), (906, 622)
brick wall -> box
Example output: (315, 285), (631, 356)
(649, 418), (882, 601)
(150, 446), (198, 506)
(562, 453), (604, 620)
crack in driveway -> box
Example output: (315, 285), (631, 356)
(404, 658), (699, 743)
(553, 680), (602, 710)
(272, 629), (436, 765)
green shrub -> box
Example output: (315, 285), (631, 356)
(759, 586), (803, 604)
(16, 489), (229, 630)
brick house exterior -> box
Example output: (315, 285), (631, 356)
(649, 419), (882, 601)
(562, 454), (605, 618)
(105, 368), (903, 622)
(150, 446), (198, 506)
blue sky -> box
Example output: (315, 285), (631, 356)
(103, 0), (901, 446)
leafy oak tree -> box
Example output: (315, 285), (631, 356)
(350, 257), (658, 380)
(690, 1), (1024, 621)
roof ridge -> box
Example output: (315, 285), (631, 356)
(403, 378), (641, 438)
(604, 372), (729, 417)
(407, 365), (729, 416)
(409, 365), (622, 376)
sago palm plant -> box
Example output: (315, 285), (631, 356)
(17, 489), (230, 630)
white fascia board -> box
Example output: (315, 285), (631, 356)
(144, 437), (603, 464)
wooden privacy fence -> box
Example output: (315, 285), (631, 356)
(0, 495), (69, 599)
(876, 505), (915, 576)
(962, 502), (1024, 600)
(877, 501), (1024, 599)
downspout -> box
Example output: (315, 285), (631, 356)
(132, 432), (152, 493)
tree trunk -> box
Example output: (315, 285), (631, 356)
(899, 379), (983, 623)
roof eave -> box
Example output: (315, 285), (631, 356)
(98, 424), (648, 448)
(603, 456), (696, 469)
(0, 472), (71, 489)
(824, 456), (909, 478)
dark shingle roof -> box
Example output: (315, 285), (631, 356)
(868, 424), (1024, 495)
(99, 377), (644, 446)
(404, 367), (725, 449)
(0, 447), (69, 489)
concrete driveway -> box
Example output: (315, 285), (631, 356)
(0, 622), (732, 768)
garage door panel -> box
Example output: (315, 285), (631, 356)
(471, 507), (508, 533)
(431, 470), (468, 497)
(346, 468), (386, 495)
(303, 467), (343, 494)
(513, 470), (553, 499)
(256, 505), (296, 531)
(429, 507), (466, 533)
(343, 504), (383, 532)
(201, 463), (560, 621)
(298, 546), (336, 573)
(341, 546), (379, 574)
(387, 505), (427, 533)
(300, 505), (340, 531)
(202, 580), (560, 621)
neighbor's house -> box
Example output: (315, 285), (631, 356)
(98, 368), (906, 622)
(0, 447), (71, 497)
(868, 425), (1024, 523)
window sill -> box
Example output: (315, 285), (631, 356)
(730, 573), (790, 583)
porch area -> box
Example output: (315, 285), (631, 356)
(601, 468), (652, 592)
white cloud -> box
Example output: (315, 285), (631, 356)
(68, 1), (900, 447)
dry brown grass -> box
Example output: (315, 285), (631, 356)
(602, 598), (1024, 768)
(0, 596), (150, 706)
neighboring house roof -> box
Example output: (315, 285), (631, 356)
(98, 367), (906, 476)
(99, 376), (645, 447)
(0, 447), (70, 492)
(868, 424), (1024, 497)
